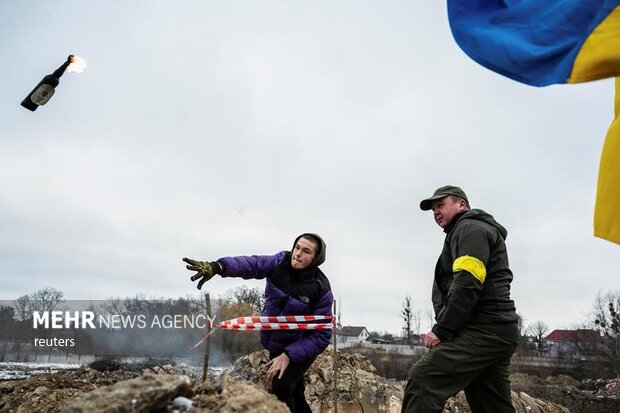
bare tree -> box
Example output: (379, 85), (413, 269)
(528, 320), (549, 355)
(213, 298), (262, 360)
(122, 293), (149, 316)
(412, 309), (422, 336)
(0, 304), (16, 340)
(516, 312), (526, 338)
(425, 309), (434, 333)
(29, 287), (64, 313)
(224, 286), (264, 312)
(100, 296), (127, 316)
(12, 288), (64, 321)
(13, 295), (31, 321)
(513, 312), (532, 356)
(402, 296), (413, 345)
(593, 290), (620, 375)
(0, 305), (15, 321)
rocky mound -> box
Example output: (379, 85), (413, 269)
(0, 367), (138, 413)
(224, 349), (403, 412)
(225, 349), (574, 413)
(62, 373), (289, 413)
(0, 365), (288, 413)
(2, 351), (615, 413)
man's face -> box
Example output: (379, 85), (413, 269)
(431, 196), (465, 228)
(291, 237), (318, 270)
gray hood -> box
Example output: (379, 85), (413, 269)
(460, 209), (508, 240)
(292, 233), (326, 267)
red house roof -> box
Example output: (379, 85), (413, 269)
(545, 329), (599, 341)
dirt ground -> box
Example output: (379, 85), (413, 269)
(0, 351), (618, 413)
(509, 372), (620, 413)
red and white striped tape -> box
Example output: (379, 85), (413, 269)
(220, 322), (333, 330)
(220, 315), (332, 326)
(191, 314), (335, 350)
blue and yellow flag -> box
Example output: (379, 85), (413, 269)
(447, 1), (620, 244)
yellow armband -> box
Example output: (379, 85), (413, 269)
(453, 255), (486, 283)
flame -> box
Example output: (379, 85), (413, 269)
(67, 56), (87, 74)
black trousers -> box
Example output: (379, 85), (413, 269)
(270, 353), (315, 413)
(402, 327), (517, 413)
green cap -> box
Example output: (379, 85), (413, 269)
(420, 185), (468, 211)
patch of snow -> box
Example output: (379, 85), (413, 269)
(0, 362), (80, 369)
(0, 361), (80, 380)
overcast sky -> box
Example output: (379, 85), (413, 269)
(1, 1), (618, 335)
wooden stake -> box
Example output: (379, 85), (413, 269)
(333, 299), (338, 413)
(202, 293), (212, 382)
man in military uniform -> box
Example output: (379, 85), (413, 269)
(402, 186), (519, 413)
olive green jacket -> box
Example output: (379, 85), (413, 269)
(431, 209), (518, 342)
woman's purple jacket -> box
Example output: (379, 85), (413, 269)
(217, 251), (333, 363)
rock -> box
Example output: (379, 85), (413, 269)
(604, 378), (620, 395)
(61, 373), (192, 413)
(171, 396), (194, 410)
(443, 390), (569, 413)
(248, 351), (267, 369)
(212, 376), (289, 413)
(317, 365), (333, 382)
(223, 349), (270, 384)
(147, 363), (200, 379)
(515, 391), (570, 413)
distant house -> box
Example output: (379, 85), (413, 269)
(336, 326), (370, 345)
(370, 337), (392, 344)
(391, 333), (424, 346)
(545, 329), (600, 359)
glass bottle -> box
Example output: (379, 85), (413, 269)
(21, 55), (74, 112)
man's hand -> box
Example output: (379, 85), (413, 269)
(183, 257), (219, 289)
(265, 352), (290, 381)
(424, 331), (441, 349)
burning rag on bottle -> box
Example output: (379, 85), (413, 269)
(21, 54), (87, 111)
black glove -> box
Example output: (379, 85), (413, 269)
(183, 257), (222, 290)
